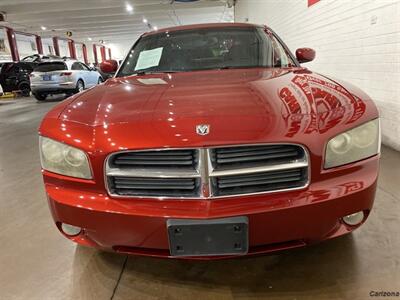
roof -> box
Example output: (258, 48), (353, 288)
(142, 22), (264, 37)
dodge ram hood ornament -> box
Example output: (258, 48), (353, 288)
(196, 124), (210, 136)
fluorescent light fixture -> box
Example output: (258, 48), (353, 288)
(126, 3), (133, 12)
(41, 26), (47, 30)
(143, 18), (148, 23)
(88, 37), (92, 41)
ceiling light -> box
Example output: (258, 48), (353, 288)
(126, 3), (133, 12)
(41, 26), (47, 30)
(88, 37), (92, 41)
(143, 18), (148, 23)
(153, 26), (158, 31)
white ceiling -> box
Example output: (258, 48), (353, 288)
(0, 0), (234, 46)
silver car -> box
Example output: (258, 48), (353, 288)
(30, 59), (103, 101)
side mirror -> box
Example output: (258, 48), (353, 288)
(295, 48), (316, 64)
(100, 59), (118, 74)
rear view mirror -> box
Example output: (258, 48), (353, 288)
(295, 48), (316, 63)
(100, 60), (118, 74)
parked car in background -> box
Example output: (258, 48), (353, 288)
(0, 61), (35, 97)
(22, 54), (62, 63)
(96, 60), (118, 81)
(30, 59), (103, 101)
(0, 63), (3, 96)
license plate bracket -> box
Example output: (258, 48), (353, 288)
(167, 216), (248, 257)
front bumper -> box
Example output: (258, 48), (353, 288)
(44, 156), (378, 259)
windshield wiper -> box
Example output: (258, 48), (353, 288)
(131, 70), (181, 76)
(218, 65), (264, 70)
(218, 66), (237, 70)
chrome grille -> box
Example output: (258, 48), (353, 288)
(105, 144), (309, 198)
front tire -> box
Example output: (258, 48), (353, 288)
(33, 92), (47, 101)
(75, 80), (84, 93)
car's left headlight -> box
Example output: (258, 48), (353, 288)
(325, 119), (380, 169)
(39, 136), (92, 179)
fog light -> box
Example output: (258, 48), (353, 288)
(342, 211), (364, 226)
(61, 223), (82, 236)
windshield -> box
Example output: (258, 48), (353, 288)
(117, 27), (295, 77)
(22, 55), (38, 62)
(34, 62), (67, 72)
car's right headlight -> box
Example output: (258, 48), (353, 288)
(39, 136), (92, 179)
(324, 119), (380, 169)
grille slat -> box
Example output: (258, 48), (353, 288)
(115, 160), (194, 166)
(216, 145), (286, 154)
(114, 178), (195, 185)
(115, 184), (196, 190)
(217, 169), (302, 185)
(123, 151), (193, 156)
(118, 155), (193, 161)
(106, 145), (308, 198)
(217, 151), (299, 164)
(218, 174), (302, 188)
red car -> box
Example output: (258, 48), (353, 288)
(39, 23), (380, 259)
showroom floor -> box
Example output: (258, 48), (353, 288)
(0, 97), (399, 300)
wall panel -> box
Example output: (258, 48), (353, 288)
(235, 0), (400, 150)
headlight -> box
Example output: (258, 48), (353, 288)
(39, 136), (92, 179)
(325, 119), (380, 169)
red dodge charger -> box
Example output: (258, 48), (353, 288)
(39, 23), (380, 259)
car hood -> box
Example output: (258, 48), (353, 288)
(53, 68), (375, 149)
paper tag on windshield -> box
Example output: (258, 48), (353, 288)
(135, 47), (163, 71)
(137, 78), (167, 85)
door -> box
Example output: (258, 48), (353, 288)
(17, 63), (33, 83)
(80, 62), (97, 87)
(3, 64), (19, 91)
(71, 62), (87, 87)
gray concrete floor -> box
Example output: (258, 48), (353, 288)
(0, 97), (399, 300)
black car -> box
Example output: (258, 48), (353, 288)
(0, 62), (35, 97)
(22, 54), (62, 63)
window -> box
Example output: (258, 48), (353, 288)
(79, 62), (90, 71)
(21, 55), (37, 62)
(34, 62), (67, 72)
(71, 62), (84, 70)
(118, 26), (295, 77)
(18, 63), (33, 73)
(269, 34), (292, 67)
